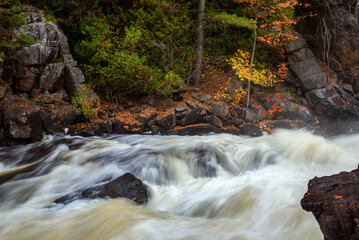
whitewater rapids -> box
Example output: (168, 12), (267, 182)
(0, 129), (358, 240)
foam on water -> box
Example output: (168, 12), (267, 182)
(0, 129), (358, 240)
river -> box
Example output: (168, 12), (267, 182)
(0, 129), (358, 240)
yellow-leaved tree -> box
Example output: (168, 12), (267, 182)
(228, 49), (276, 104)
(224, 0), (305, 110)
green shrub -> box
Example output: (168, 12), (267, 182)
(71, 86), (94, 116)
(73, 2), (192, 100)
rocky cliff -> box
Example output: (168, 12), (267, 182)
(285, 30), (359, 119)
(0, 6), (100, 145)
(292, 0), (359, 127)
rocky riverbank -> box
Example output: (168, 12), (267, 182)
(1, 3), (359, 148)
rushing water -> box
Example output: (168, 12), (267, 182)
(0, 129), (358, 240)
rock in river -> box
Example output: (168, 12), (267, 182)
(55, 173), (149, 205)
(301, 168), (359, 240)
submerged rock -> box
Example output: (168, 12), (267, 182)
(301, 168), (359, 240)
(55, 173), (148, 205)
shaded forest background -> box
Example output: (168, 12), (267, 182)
(1, 0), (302, 105)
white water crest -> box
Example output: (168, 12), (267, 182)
(0, 129), (358, 240)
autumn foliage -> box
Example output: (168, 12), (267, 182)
(219, 49), (276, 104)
(229, 49), (276, 88)
(234, 0), (304, 46)
(215, 0), (308, 107)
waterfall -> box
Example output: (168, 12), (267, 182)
(0, 129), (357, 240)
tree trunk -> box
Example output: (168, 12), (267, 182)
(193, 0), (206, 89)
(246, 4), (259, 110)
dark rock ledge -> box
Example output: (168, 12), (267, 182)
(55, 172), (149, 205)
(301, 168), (359, 240)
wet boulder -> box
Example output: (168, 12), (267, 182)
(304, 87), (359, 118)
(181, 107), (207, 126)
(113, 117), (144, 134)
(210, 101), (229, 120)
(239, 124), (262, 137)
(204, 115), (223, 128)
(229, 106), (245, 119)
(305, 87), (339, 107)
(225, 119), (244, 128)
(55, 173), (148, 205)
(167, 124), (221, 135)
(277, 100), (314, 123)
(259, 94), (314, 122)
(320, 121), (359, 137)
(74, 120), (113, 137)
(3, 98), (43, 142)
(301, 168), (359, 240)
(155, 111), (176, 130)
(245, 109), (259, 123)
(268, 119), (293, 129)
(337, 89), (359, 106)
(41, 105), (77, 133)
(174, 106), (188, 120)
(326, 105), (359, 119)
(137, 106), (158, 125)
